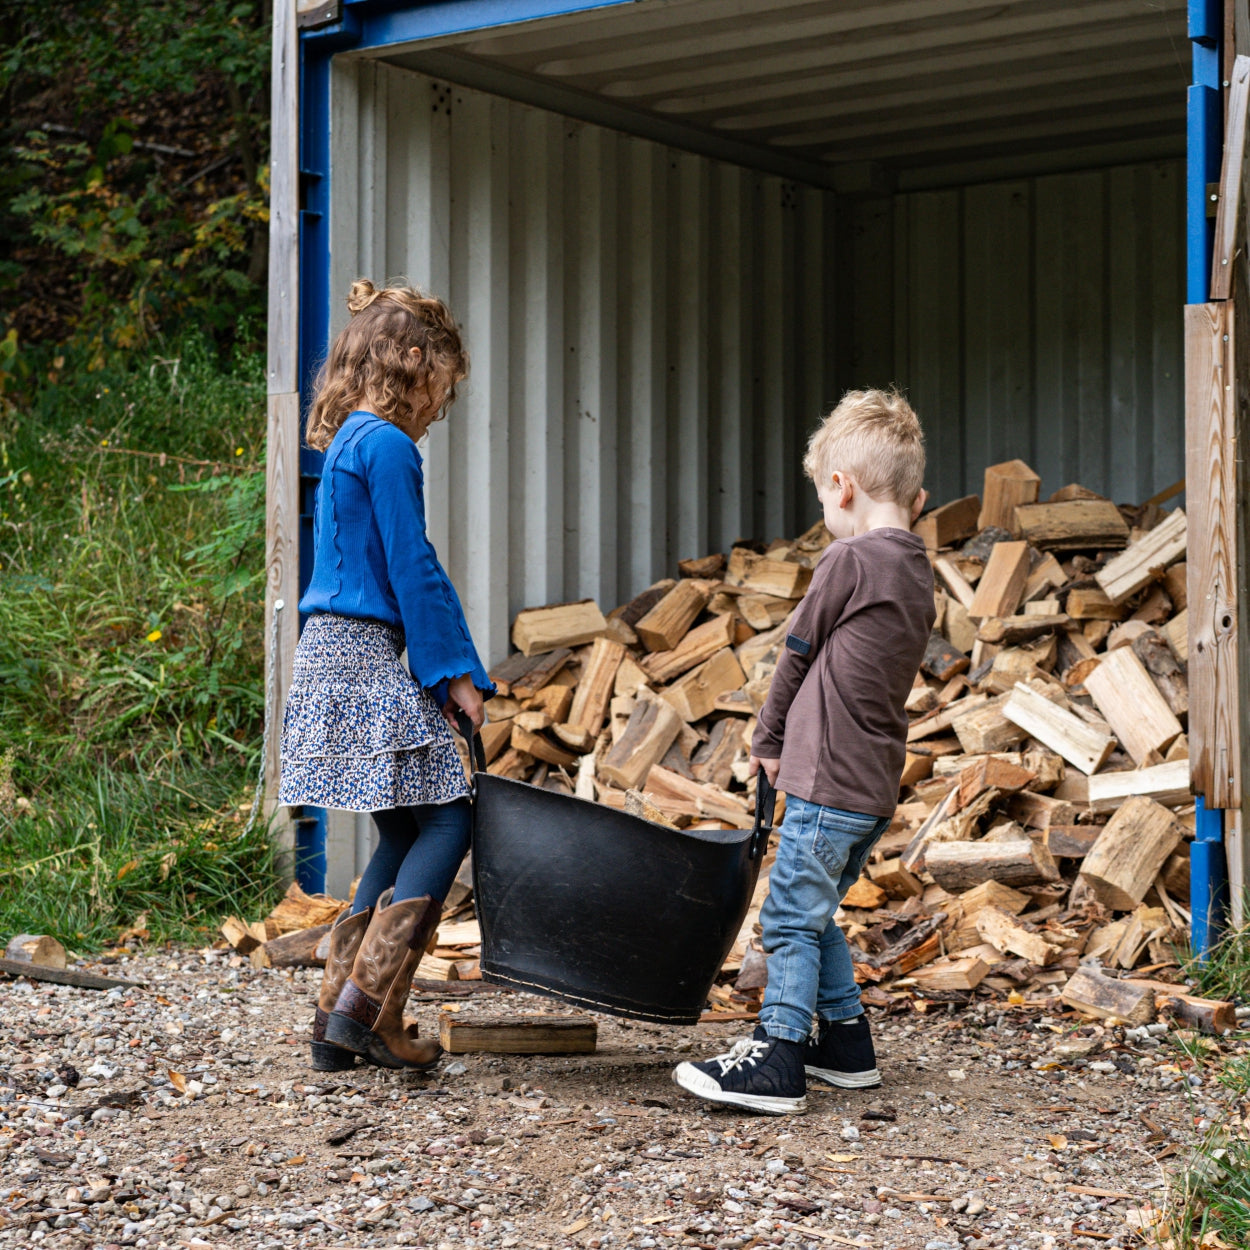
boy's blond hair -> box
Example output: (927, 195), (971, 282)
(802, 388), (925, 506)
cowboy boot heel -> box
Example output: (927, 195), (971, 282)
(309, 906), (372, 1071)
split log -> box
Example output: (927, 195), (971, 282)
(1065, 586), (1127, 621)
(598, 695), (682, 791)
(617, 580), (675, 627)
(914, 495), (981, 551)
(624, 789), (679, 827)
(1002, 682), (1115, 775)
(1131, 630), (1189, 718)
(738, 594), (795, 631)
(635, 580), (710, 652)
(951, 696), (1028, 754)
(1023, 552), (1068, 602)
(979, 460), (1040, 534)
(1161, 851), (1191, 898)
(439, 1014), (597, 1055)
(479, 720), (513, 765)
(1162, 608), (1188, 661)
(921, 631), (969, 681)
(662, 648), (747, 722)
(968, 541), (1030, 620)
(976, 614), (1069, 646)
(4, 935), (67, 970)
(725, 548), (813, 598)
(1014, 500), (1130, 550)
(1061, 967), (1157, 1025)
(690, 718), (744, 790)
(909, 956), (989, 991)
(510, 723), (579, 768)
(842, 878), (888, 910)
(934, 556), (977, 610)
(926, 838), (1059, 891)
(975, 906), (1058, 966)
(956, 756), (1037, 810)
(678, 553), (726, 579)
(263, 923), (333, 969)
(1095, 508), (1187, 603)
(641, 613), (735, 685)
(867, 857), (924, 899)
(1053, 758), (1191, 813)
(1162, 562), (1188, 611)
(1079, 796), (1185, 910)
(1044, 825), (1103, 859)
(566, 637), (626, 736)
(220, 917), (262, 955)
(511, 602), (606, 657)
(1083, 646), (1183, 766)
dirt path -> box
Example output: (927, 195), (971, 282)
(0, 951), (1229, 1249)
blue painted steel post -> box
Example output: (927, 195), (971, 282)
(1186, 0), (1229, 956)
(1192, 797), (1230, 957)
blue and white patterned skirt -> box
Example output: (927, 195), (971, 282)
(278, 614), (469, 812)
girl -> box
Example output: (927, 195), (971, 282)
(279, 279), (492, 1073)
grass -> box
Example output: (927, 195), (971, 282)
(1146, 928), (1250, 1248)
(0, 337), (284, 950)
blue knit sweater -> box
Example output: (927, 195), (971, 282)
(299, 410), (493, 700)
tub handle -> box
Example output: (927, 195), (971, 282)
(750, 772), (776, 860)
(455, 710), (487, 778)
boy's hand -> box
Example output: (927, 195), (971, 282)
(749, 754), (781, 787)
(910, 488), (929, 524)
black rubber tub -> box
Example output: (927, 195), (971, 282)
(460, 722), (773, 1025)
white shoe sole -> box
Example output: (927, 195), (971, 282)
(672, 1062), (806, 1115)
(805, 1063), (882, 1089)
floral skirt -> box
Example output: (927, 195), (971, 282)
(278, 614), (468, 812)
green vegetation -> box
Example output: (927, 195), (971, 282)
(0, 339), (281, 948)
(0, 2), (281, 948)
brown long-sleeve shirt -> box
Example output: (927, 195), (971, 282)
(752, 528), (935, 817)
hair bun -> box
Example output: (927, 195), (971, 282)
(346, 278), (379, 316)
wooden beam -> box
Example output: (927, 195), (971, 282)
(1211, 54), (1250, 300)
(264, 0), (300, 874)
(1186, 302), (1242, 806)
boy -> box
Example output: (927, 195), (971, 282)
(673, 388), (934, 1115)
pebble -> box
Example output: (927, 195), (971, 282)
(0, 951), (1232, 1250)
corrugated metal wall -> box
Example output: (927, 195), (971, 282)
(329, 59), (837, 665)
(841, 160), (1185, 506)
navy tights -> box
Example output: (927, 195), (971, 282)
(350, 798), (471, 913)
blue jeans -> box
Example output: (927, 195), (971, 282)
(351, 799), (472, 913)
(758, 795), (890, 1043)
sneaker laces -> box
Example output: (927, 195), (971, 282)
(712, 1037), (770, 1076)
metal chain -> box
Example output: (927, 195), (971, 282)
(243, 598), (284, 838)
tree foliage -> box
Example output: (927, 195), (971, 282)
(0, 0), (271, 385)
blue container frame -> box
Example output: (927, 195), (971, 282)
(287, 1), (1230, 953)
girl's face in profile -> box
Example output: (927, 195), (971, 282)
(404, 351), (457, 440)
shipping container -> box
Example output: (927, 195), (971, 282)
(265, 0), (1246, 928)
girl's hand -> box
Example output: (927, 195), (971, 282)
(749, 754), (781, 787)
(444, 673), (485, 732)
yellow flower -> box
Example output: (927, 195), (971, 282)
(100, 439), (109, 447)
(235, 447), (244, 456)
(146, 629), (162, 643)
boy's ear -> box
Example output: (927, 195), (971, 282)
(910, 488), (929, 524)
(834, 472), (854, 510)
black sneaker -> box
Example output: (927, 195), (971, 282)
(672, 1026), (806, 1115)
(804, 1015), (882, 1089)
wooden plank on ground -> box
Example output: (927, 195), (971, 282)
(1185, 302), (1241, 807)
(0, 958), (143, 991)
(439, 1014), (597, 1055)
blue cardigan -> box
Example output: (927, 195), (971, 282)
(299, 410), (493, 700)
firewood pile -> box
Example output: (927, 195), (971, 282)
(222, 458), (1231, 1031)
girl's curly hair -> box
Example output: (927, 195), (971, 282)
(304, 279), (468, 451)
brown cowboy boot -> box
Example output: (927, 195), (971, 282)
(310, 906), (372, 1071)
(324, 891), (443, 1069)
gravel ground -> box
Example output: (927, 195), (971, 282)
(0, 950), (1237, 1250)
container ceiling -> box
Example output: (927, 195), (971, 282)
(382, 0), (1188, 190)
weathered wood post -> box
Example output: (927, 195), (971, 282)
(264, 0), (302, 874)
